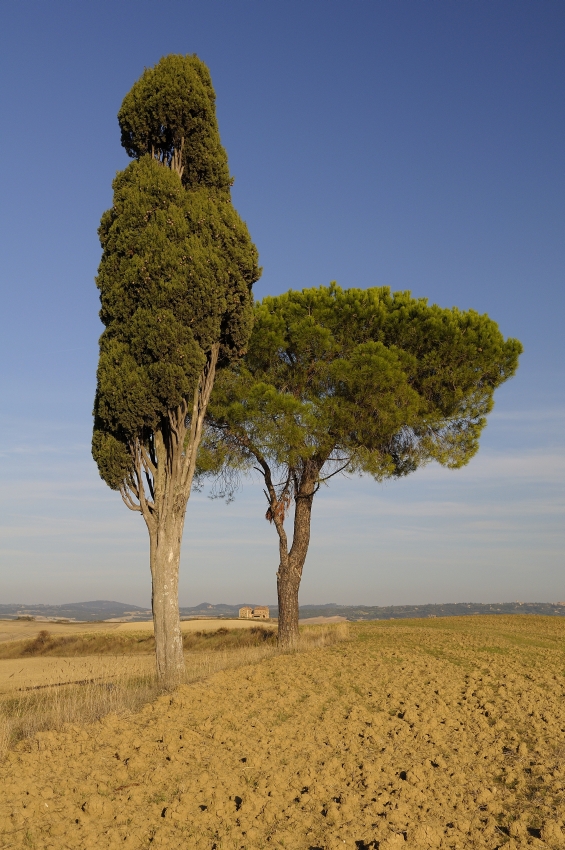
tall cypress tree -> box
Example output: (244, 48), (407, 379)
(92, 56), (260, 684)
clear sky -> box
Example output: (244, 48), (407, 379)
(1, 1), (563, 607)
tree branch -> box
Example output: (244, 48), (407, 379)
(170, 136), (185, 178)
(130, 438), (156, 527)
(140, 443), (156, 477)
(318, 459), (352, 483)
(119, 485), (142, 512)
(145, 470), (155, 502)
(181, 343), (220, 491)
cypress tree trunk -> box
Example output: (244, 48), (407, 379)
(275, 463), (318, 650)
(142, 347), (219, 686)
(150, 514), (186, 685)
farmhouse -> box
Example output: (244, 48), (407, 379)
(239, 606), (270, 620)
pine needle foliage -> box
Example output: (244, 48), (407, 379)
(206, 284), (522, 647)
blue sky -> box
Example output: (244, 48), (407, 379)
(0, 1), (563, 606)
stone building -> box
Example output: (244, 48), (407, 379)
(239, 606), (270, 620)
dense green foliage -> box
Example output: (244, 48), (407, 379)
(92, 55), (260, 494)
(208, 284), (522, 483)
(118, 54), (232, 193)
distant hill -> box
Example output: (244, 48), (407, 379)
(297, 602), (565, 620)
(1, 600), (564, 622)
(0, 601), (152, 622)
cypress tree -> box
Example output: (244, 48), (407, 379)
(92, 56), (260, 684)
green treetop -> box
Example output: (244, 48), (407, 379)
(206, 284), (522, 647)
(118, 54), (232, 193)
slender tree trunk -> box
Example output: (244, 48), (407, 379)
(150, 513), (186, 686)
(276, 551), (300, 650)
(276, 462), (319, 650)
(131, 345), (219, 687)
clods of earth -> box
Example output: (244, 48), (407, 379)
(1, 616), (564, 849)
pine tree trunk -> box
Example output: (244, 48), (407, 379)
(150, 514), (186, 686)
(276, 553), (300, 650)
(276, 462), (319, 650)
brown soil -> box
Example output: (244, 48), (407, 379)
(1, 616), (564, 849)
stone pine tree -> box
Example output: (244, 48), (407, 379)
(206, 284), (522, 649)
(92, 55), (260, 684)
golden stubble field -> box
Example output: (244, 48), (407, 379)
(0, 618), (275, 693)
(1, 615), (564, 850)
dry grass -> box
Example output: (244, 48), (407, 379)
(299, 619), (349, 648)
(0, 625), (278, 658)
(0, 621), (348, 760)
(0, 657), (156, 760)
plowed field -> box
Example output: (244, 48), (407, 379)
(1, 615), (564, 849)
